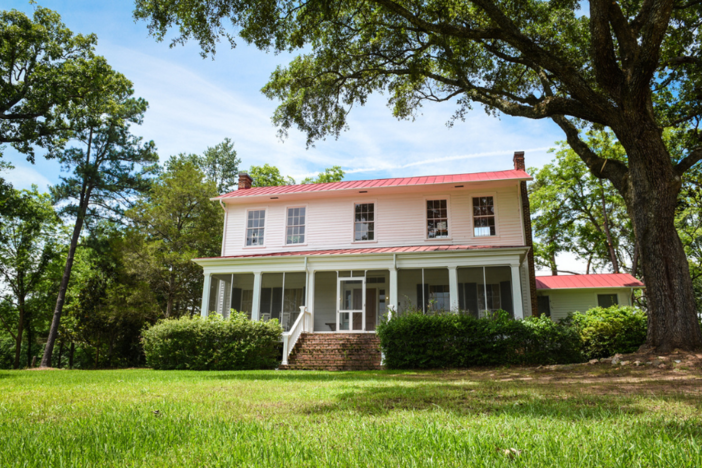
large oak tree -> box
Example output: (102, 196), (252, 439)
(135, 0), (702, 350)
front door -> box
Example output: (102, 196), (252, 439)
(338, 277), (365, 331)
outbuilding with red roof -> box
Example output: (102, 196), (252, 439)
(534, 273), (644, 320)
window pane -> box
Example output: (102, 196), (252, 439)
(597, 294), (619, 307)
(427, 199), (449, 238)
(286, 207), (306, 244)
(354, 203), (375, 241)
(247, 211), (266, 245)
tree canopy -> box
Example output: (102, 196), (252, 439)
(530, 131), (633, 276)
(0, 7), (109, 159)
(249, 164), (296, 187)
(301, 166), (345, 184)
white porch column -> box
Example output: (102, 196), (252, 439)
(201, 273), (212, 317)
(389, 268), (398, 318)
(251, 272), (263, 321)
(448, 266), (459, 312)
(510, 264), (524, 319)
(306, 270), (315, 331)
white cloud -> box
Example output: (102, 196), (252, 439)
(99, 42), (563, 183)
(5, 164), (52, 191)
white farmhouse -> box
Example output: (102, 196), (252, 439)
(194, 152), (643, 369)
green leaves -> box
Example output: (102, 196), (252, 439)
(376, 311), (583, 369)
(0, 7), (107, 159)
(529, 131), (633, 274)
(300, 165), (345, 184)
(142, 313), (283, 370)
(124, 157), (222, 318)
(567, 306), (648, 359)
(248, 163), (296, 186)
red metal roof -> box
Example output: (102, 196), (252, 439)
(216, 169), (531, 199)
(535, 274), (644, 290)
(195, 244), (527, 260)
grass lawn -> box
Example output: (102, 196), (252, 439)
(0, 364), (701, 467)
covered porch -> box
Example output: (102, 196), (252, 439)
(197, 246), (532, 331)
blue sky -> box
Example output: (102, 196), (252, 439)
(5, 0), (565, 189)
(4, 1), (586, 272)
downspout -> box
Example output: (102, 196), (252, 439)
(219, 200), (227, 256)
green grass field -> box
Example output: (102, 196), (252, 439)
(0, 365), (701, 467)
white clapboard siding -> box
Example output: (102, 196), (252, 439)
(542, 289), (633, 321)
(223, 184), (525, 256)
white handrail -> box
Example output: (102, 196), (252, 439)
(281, 306), (309, 366)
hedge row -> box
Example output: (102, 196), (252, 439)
(376, 306), (648, 369)
(142, 313), (282, 370)
(376, 310), (583, 368)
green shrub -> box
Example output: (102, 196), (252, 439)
(567, 306), (647, 359)
(376, 310), (583, 369)
(142, 313), (282, 370)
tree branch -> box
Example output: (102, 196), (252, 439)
(675, 147), (702, 175)
(551, 115), (630, 194)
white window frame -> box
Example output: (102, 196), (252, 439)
(243, 207), (268, 248)
(470, 192), (499, 238)
(284, 204), (308, 246)
(424, 196), (452, 241)
(351, 200), (378, 243)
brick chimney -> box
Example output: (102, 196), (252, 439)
(238, 172), (253, 190)
(513, 151), (525, 171)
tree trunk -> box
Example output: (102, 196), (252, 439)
(548, 246), (558, 276)
(94, 336), (101, 369)
(166, 272), (175, 318)
(69, 341), (75, 369)
(13, 299), (25, 370)
(40, 201), (89, 367)
(599, 181), (620, 273)
(107, 335), (114, 368)
(25, 320), (32, 368)
(616, 125), (702, 352)
(57, 340), (64, 368)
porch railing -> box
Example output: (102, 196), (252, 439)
(281, 306), (310, 366)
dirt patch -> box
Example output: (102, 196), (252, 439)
(26, 367), (62, 371)
(392, 352), (702, 397)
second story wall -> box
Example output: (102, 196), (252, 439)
(221, 181), (526, 257)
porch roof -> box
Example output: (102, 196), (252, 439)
(535, 273), (644, 290)
(195, 244), (527, 260)
(214, 169), (531, 200)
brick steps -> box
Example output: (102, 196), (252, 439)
(280, 333), (382, 371)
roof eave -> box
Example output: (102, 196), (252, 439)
(210, 175), (533, 202)
(536, 285), (645, 291)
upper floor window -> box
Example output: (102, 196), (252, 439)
(246, 209), (265, 246)
(354, 203), (375, 241)
(286, 207), (306, 244)
(473, 196), (495, 237)
(427, 200), (448, 238)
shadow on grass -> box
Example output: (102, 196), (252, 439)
(203, 369), (416, 383)
(296, 380), (702, 422)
